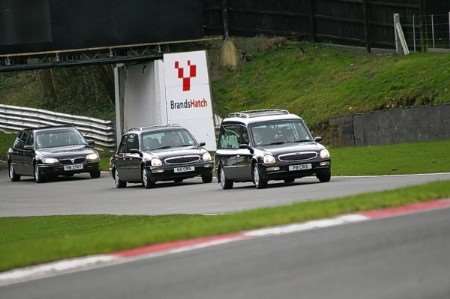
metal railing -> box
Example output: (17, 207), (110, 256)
(0, 104), (115, 149)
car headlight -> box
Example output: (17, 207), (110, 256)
(86, 152), (99, 161)
(263, 154), (276, 164)
(151, 158), (163, 167)
(42, 157), (59, 164)
(320, 149), (330, 159)
(202, 152), (212, 161)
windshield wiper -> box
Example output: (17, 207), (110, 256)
(264, 141), (286, 146)
(152, 146), (172, 150)
(292, 139), (313, 143)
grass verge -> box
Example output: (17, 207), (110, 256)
(331, 139), (450, 175)
(213, 41), (450, 126)
(1, 180), (450, 272)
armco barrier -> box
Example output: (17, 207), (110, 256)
(0, 104), (115, 149)
(327, 104), (450, 146)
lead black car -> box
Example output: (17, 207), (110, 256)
(111, 125), (214, 188)
(216, 110), (331, 189)
(7, 126), (101, 183)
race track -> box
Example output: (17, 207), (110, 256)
(1, 171), (449, 217)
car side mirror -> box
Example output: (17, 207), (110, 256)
(314, 136), (323, 143)
(199, 142), (206, 147)
(128, 149), (141, 156)
(87, 140), (95, 147)
(240, 144), (254, 153)
(23, 145), (34, 151)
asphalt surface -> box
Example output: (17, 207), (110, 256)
(2, 208), (450, 299)
(1, 171), (450, 217)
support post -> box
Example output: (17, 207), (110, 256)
(114, 64), (125, 147)
(419, 0), (426, 51)
(448, 11), (450, 48)
(431, 14), (435, 48)
(222, 0), (230, 39)
(394, 13), (400, 53)
(394, 13), (410, 55)
(362, 0), (371, 53)
(309, 0), (317, 42)
(413, 15), (417, 52)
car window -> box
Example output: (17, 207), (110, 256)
(25, 132), (34, 146)
(141, 129), (196, 151)
(251, 120), (312, 146)
(35, 128), (87, 149)
(118, 136), (127, 153)
(218, 125), (248, 149)
(126, 134), (139, 152)
(13, 132), (26, 149)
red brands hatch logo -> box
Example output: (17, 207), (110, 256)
(174, 60), (197, 92)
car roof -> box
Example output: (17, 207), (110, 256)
(125, 124), (184, 135)
(222, 110), (302, 126)
(29, 125), (77, 132)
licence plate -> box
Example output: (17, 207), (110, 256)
(64, 164), (83, 171)
(289, 164), (312, 171)
(174, 166), (195, 173)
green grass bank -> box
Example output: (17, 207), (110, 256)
(213, 41), (450, 126)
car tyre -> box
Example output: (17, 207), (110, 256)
(316, 169), (331, 183)
(90, 170), (101, 179)
(201, 172), (213, 183)
(142, 167), (155, 189)
(34, 165), (46, 183)
(8, 163), (20, 182)
(114, 168), (127, 188)
(253, 163), (268, 189)
(219, 166), (233, 190)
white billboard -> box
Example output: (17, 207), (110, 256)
(163, 51), (216, 151)
(116, 50), (217, 151)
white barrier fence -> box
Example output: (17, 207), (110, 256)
(0, 104), (115, 149)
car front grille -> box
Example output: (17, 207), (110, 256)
(165, 155), (201, 165)
(59, 157), (86, 165)
(278, 152), (318, 162)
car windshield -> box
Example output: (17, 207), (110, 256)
(35, 128), (87, 149)
(141, 129), (196, 151)
(251, 120), (313, 146)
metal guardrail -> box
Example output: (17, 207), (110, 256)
(0, 104), (115, 149)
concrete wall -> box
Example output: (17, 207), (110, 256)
(328, 104), (450, 146)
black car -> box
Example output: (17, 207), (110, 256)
(7, 126), (101, 183)
(216, 109), (331, 189)
(111, 125), (214, 188)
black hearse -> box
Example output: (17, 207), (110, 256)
(216, 110), (331, 189)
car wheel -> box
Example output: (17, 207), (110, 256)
(114, 168), (127, 188)
(142, 167), (155, 189)
(253, 164), (267, 189)
(284, 178), (295, 184)
(34, 165), (46, 183)
(8, 163), (20, 182)
(201, 172), (213, 183)
(90, 170), (101, 179)
(316, 169), (331, 183)
(219, 166), (233, 190)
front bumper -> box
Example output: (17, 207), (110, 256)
(146, 161), (214, 181)
(37, 162), (100, 176)
(262, 160), (331, 180)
